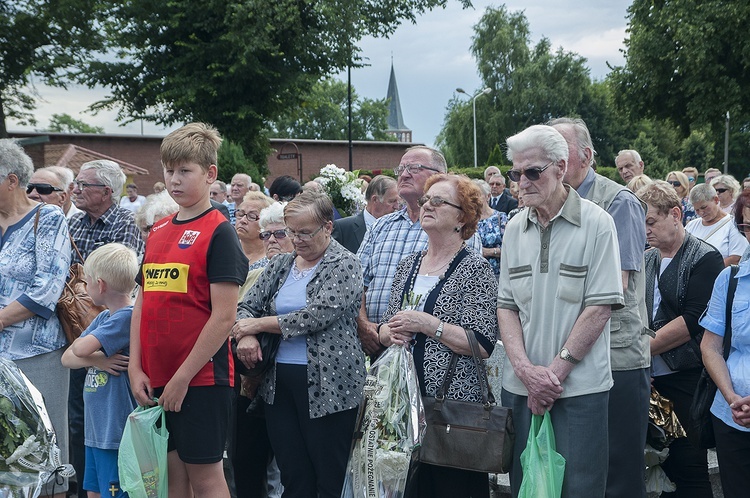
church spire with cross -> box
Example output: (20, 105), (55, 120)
(384, 58), (412, 142)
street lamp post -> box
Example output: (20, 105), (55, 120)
(456, 87), (491, 168)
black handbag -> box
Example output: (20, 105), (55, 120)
(420, 327), (514, 474)
(233, 333), (281, 377)
(688, 265), (738, 449)
(661, 336), (704, 371)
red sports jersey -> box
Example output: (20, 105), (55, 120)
(140, 209), (235, 388)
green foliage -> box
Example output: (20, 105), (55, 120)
(595, 167), (623, 184)
(679, 130), (715, 171)
(438, 6), (610, 168)
(0, 0), (104, 136)
(217, 139), (261, 185)
(81, 0), (469, 171)
(270, 79), (393, 141)
(43, 113), (104, 134)
(485, 144), (505, 167)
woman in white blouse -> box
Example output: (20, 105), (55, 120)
(687, 183), (749, 266)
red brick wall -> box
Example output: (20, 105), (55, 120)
(11, 132), (420, 190)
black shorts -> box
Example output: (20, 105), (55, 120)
(153, 385), (232, 464)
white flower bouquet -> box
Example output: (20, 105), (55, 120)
(317, 164), (366, 217)
(1, 357), (73, 498)
(341, 345), (425, 498)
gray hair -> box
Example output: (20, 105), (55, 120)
(214, 180), (227, 193)
(34, 166), (71, 190)
(80, 160), (126, 204)
(489, 173), (506, 186)
(0, 139), (33, 186)
(232, 173), (252, 186)
(134, 191), (179, 231)
(404, 145), (447, 173)
(616, 149), (642, 164)
(259, 201), (286, 230)
(506, 125), (569, 165)
(474, 179), (491, 196)
(711, 174), (741, 199)
(689, 183), (717, 205)
(484, 165), (500, 177)
(365, 175), (397, 201)
(547, 117), (597, 168)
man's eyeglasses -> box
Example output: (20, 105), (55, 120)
(417, 195), (463, 211)
(74, 180), (108, 190)
(394, 164), (440, 176)
(285, 225), (325, 241)
(668, 181), (682, 187)
(259, 229), (288, 241)
(235, 210), (260, 221)
(507, 162), (554, 182)
(26, 183), (64, 195)
(715, 188), (729, 194)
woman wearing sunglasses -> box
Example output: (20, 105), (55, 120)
(666, 170), (696, 225)
(234, 191), (365, 498)
(0, 140), (73, 498)
(686, 183), (748, 266)
(710, 174), (741, 215)
(379, 174), (498, 498)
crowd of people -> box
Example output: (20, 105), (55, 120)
(1, 115), (750, 498)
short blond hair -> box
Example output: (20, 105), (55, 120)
(83, 243), (139, 294)
(160, 122), (222, 171)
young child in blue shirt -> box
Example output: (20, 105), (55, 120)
(62, 243), (140, 498)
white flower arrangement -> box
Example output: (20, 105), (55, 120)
(317, 164), (366, 217)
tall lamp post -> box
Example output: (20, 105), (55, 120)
(456, 87), (491, 168)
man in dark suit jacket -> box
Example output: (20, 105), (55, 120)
(332, 175), (399, 253)
(488, 173), (518, 214)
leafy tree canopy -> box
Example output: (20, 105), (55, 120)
(217, 139), (261, 186)
(269, 79), (393, 141)
(42, 113), (104, 134)
(0, 0), (104, 136)
(80, 0), (469, 173)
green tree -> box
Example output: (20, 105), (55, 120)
(269, 79), (392, 141)
(217, 139), (261, 186)
(680, 130), (715, 172)
(43, 113), (104, 134)
(438, 6), (604, 168)
(81, 0), (469, 173)
(0, 0), (104, 136)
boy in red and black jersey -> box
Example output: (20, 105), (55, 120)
(130, 122), (248, 497)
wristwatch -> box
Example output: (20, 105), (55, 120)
(435, 321), (445, 340)
(559, 347), (580, 365)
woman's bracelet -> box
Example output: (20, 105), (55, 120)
(376, 323), (385, 347)
(494, 247), (499, 257)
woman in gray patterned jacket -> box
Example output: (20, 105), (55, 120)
(234, 190), (365, 498)
(379, 174), (499, 498)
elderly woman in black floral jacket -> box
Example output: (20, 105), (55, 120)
(379, 174), (499, 498)
(234, 191), (365, 498)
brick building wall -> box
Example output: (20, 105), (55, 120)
(10, 132), (420, 191)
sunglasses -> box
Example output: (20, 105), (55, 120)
(259, 229), (288, 240)
(668, 181), (682, 187)
(715, 188), (729, 194)
(417, 195), (463, 211)
(507, 162), (554, 182)
(26, 183), (64, 195)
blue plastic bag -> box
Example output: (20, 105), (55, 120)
(117, 405), (169, 498)
(518, 412), (565, 498)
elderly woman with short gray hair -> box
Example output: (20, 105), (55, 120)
(687, 183), (748, 266)
(711, 174), (742, 215)
(0, 139), (72, 497)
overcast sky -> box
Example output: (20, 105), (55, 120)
(9, 0), (633, 147)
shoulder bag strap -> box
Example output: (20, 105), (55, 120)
(435, 328), (494, 405)
(723, 265), (739, 359)
(704, 216), (732, 241)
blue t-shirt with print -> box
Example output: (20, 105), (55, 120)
(82, 306), (137, 450)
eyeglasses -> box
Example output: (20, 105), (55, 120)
(394, 164), (440, 176)
(259, 229), (288, 240)
(507, 162), (554, 182)
(668, 181), (682, 187)
(737, 223), (750, 233)
(234, 210), (260, 221)
(26, 183), (64, 195)
(285, 225), (325, 241)
(417, 195), (463, 211)
(715, 188), (729, 194)
(74, 180), (108, 190)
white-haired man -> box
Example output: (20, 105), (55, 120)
(615, 149), (645, 183)
(498, 125), (623, 498)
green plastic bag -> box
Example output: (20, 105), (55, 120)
(518, 412), (566, 498)
(118, 405), (169, 498)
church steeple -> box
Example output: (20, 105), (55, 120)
(385, 60), (412, 142)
